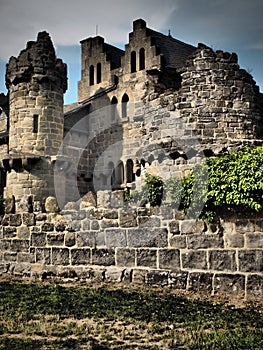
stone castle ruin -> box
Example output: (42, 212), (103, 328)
(0, 19), (263, 299)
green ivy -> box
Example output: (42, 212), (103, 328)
(126, 146), (263, 220)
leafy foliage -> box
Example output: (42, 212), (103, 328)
(128, 146), (263, 221)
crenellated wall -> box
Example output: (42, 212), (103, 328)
(0, 201), (262, 300)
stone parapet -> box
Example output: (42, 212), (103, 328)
(0, 206), (263, 300)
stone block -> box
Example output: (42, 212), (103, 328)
(145, 270), (169, 286)
(3, 227), (16, 239)
(100, 219), (119, 229)
(65, 232), (76, 247)
(104, 267), (127, 282)
(209, 250), (237, 271)
(182, 250), (207, 270)
(235, 220), (254, 234)
(41, 223), (54, 232)
(138, 216), (161, 227)
(45, 196), (59, 213)
(76, 231), (96, 247)
(35, 248), (51, 264)
(214, 273), (245, 297)
(17, 252), (34, 263)
(187, 234), (223, 249)
(55, 221), (67, 232)
(188, 272), (213, 294)
(52, 248), (69, 265)
(127, 228), (168, 247)
(17, 226), (30, 240)
(105, 229), (127, 248)
(246, 233), (263, 248)
(168, 220), (180, 234)
(4, 252), (17, 262)
(71, 248), (91, 265)
(119, 210), (137, 228)
(224, 234), (244, 248)
(238, 250), (263, 272)
(22, 213), (36, 226)
(168, 271), (188, 290)
(91, 248), (115, 266)
(247, 274), (263, 300)
(180, 219), (206, 234)
(9, 214), (22, 226)
(47, 233), (64, 246)
(103, 209), (118, 219)
(137, 249), (157, 268)
(116, 248), (135, 267)
(169, 235), (187, 248)
(31, 232), (46, 246)
(159, 249), (180, 270)
(10, 239), (30, 253)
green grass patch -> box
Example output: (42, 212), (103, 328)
(0, 280), (262, 349)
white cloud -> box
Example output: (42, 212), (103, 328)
(0, 0), (177, 60)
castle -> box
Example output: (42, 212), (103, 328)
(0, 19), (262, 298)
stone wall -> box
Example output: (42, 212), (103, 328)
(0, 202), (262, 300)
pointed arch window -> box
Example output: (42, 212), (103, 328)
(115, 161), (124, 186)
(89, 65), (94, 86)
(111, 96), (118, 121)
(97, 62), (102, 84)
(139, 48), (145, 70)
(131, 51), (136, 73)
(126, 159), (135, 183)
(121, 94), (129, 118)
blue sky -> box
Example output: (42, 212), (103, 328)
(0, 0), (263, 105)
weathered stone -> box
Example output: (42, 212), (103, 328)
(65, 232), (76, 247)
(9, 214), (22, 226)
(3, 227), (16, 239)
(168, 271), (188, 290)
(214, 273), (245, 297)
(145, 270), (169, 286)
(224, 234), (244, 248)
(47, 233), (64, 246)
(31, 232), (46, 246)
(35, 248), (51, 264)
(41, 223), (54, 232)
(188, 272), (213, 294)
(137, 249), (157, 268)
(52, 248), (69, 265)
(91, 248), (115, 266)
(209, 250), (237, 271)
(187, 234), (223, 249)
(182, 250), (207, 270)
(238, 250), (263, 272)
(246, 233), (263, 248)
(76, 231), (96, 247)
(169, 235), (187, 248)
(168, 221), (180, 234)
(4, 196), (15, 214)
(22, 213), (35, 226)
(235, 220), (254, 234)
(116, 248), (136, 267)
(45, 197), (59, 213)
(247, 274), (263, 300)
(71, 249), (91, 265)
(119, 210), (137, 228)
(159, 249), (180, 270)
(105, 229), (127, 248)
(127, 228), (168, 247)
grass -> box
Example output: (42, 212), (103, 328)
(0, 278), (262, 349)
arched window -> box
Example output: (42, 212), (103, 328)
(111, 96), (118, 121)
(139, 48), (145, 70)
(121, 94), (129, 118)
(115, 161), (124, 186)
(97, 62), (102, 84)
(108, 161), (115, 187)
(131, 51), (136, 73)
(126, 159), (135, 183)
(89, 65), (94, 86)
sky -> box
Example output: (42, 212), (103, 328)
(0, 0), (262, 105)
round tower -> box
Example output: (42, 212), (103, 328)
(4, 31), (67, 211)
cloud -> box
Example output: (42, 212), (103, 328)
(0, 0), (177, 60)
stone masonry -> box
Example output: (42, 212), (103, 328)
(0, 19), (263, 299)
(0, 204), (262, 300)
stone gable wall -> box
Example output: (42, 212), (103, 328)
(0, 204), (263, 300)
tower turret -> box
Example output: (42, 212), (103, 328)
(4, 31), (67, 211)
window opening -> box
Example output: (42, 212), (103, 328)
(139, 48), (145, 70)
(131, 51), (136, 73)
(89, 65), (94, 85)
